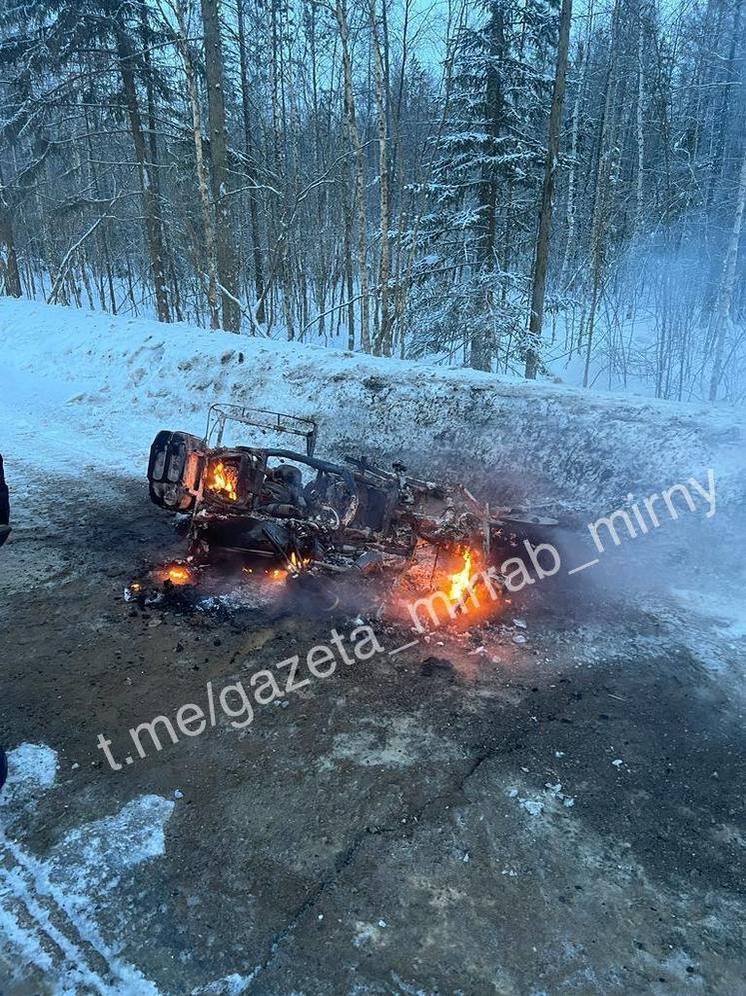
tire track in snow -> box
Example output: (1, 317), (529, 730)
(0, 745), (162, 994)
(0, 841), (130, 994)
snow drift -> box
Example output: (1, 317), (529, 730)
(3, 299), (744, 514)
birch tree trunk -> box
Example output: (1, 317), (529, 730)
(708, 144), (746, 400)
(335, 0), (371, 352)
(370, 0), (392, 356)
(525, 0), (572, 378)
(201, 0), (241, 331)
(115, 28), (171, 322)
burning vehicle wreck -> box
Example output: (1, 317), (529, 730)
(140, 403), (556, 603)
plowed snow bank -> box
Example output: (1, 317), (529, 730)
(4, 299), (744, 513)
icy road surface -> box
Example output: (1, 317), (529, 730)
(1, 299), (745, 994)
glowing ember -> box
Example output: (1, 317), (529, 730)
(206, 460), (238, 501)
(448, 548), (475, 604)
(288, 552), (310, 574)
(165, 563), (191, 585)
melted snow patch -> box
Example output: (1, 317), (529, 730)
(192, 971), (259, 995)
(0, 746), (250, 993)
(0, 743), (170, 993)
(1, 743), (58, 807)
(318, 715), (460, 770)
(46, 795), (174, 900)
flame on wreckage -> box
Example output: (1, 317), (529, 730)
(130, 404), (556, 618)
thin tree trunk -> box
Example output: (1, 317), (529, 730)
(583, 0), (620, 386)
(170, 0), (220, 328)
(237, 0), (266, 323)
(343, 188), (355, 349)
(82, 99), (117, 313)
(707, 0), (743, 206)
(633, 2), (646, 237)
(201, 0), (241, 331)
(335, 0), (370, 352)
(139, 0), (170, 286)
(708, 143), (746, 400)
(370, 0), (392, 356)
(471, 1), (505, 371)
(525, 0), (572, 378)
(560, 18), (592, 289)
(115, 28), (171, 322)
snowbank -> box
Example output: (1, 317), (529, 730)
(3, 299), (745, 514)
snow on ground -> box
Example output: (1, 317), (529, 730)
(3, 297), (745, 513)
(0, 745), (165, 993)
(673, 586), (746, 640)
(1, 744), (58, 809)
(0, 745), (256, 995)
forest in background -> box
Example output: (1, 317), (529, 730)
(0, 0), (744, 402)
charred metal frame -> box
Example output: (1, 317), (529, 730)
(205, 404), (318, 456)
(146, 404), (558, 576)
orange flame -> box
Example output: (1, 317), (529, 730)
(267, 552), (310, 582)
(207, 460), (238, 501)
(166, 563), (191, 584)
(288, 552), (310, 574)
(151, 562), (192, 585)
(448, 548), (475, 604)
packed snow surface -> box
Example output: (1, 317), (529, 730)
(3, 298), (745, 513)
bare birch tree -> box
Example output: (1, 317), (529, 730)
(525, 0), (573, 378)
